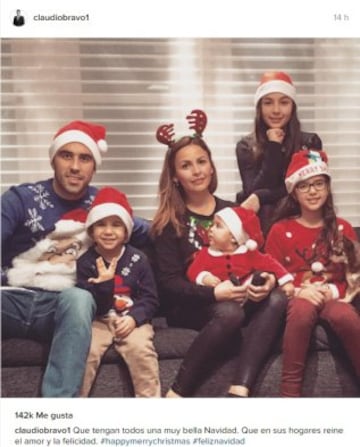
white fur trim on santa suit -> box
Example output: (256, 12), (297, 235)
(86, 203), (134, 242)
(195, 271), (213, 285)
(254, 80), (296, 105)
(49, 130), (107, 166)
(285, 162), (330, 193)
(278, 273), (294, 286)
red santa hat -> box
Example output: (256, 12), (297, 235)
(49, 120), (108, 166)
(216, 206), (264, 251)
(285, 149), (330, 193)
(50, 208), (91, 248)
(254, 71), (296, 106)
(86, 187), (133, 242)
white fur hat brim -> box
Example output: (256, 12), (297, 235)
(285, 162), (330, 193)
(86, 203), (134, 242)
(49, 130), (107, 166)
(255, 80), (296, 105)
(216, 207), (247, 245)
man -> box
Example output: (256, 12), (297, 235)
(1, 120), (150, 397)
(13, 9), (25, 26)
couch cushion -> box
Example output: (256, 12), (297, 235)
(2, 321), (198, 367)
(0, 317), (343, 368)
(98, 326), (199, 364)
(252, 351), (360, 397)
(2, 338), (50, 367)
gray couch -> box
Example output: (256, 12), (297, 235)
(2, 312), (359, 397)
(2, 230), (360, 398)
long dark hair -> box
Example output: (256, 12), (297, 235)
(151, 136), (218, 238)
(271, 177), (339, 257)
(254, 101), (302, 164)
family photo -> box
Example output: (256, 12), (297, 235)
(1, 37), (360, 399)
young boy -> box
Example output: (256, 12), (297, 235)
(76, 187), (160, 397)
(187, 206), (294, 300)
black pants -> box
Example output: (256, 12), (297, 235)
(167, 289), (287, 396)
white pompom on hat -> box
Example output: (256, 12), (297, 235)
(49, 120), (108, 166)
(215, 206), (264, 251)
(285, 149), (330, 193)
(86, 187), (134, 242)
(254, 71), (296, 106)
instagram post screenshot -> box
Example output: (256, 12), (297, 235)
(1, 1), (359, 446)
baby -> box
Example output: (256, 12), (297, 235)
(187, 206), (294, 298)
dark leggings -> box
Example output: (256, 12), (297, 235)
(167, 288), (287, 396)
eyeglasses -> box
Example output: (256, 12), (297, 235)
(295, 178), (327, 193)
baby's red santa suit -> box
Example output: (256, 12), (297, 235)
(188, 206), (293, 287)
(7, 209), (91, 291)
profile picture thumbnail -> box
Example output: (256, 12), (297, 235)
(13, 9), (25, 27)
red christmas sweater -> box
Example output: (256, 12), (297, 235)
(265, 217), (357, 299)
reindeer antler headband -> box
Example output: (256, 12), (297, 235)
(156, 109), (208, 148)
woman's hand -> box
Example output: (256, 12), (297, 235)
(266, 128), (285, 144)
(241, 193), (260, 213)
(88, 256), (117, 283)
(247, 272), (276, 302)
(214, 280), (248, 304)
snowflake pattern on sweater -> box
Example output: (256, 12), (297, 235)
(1, 178), (96, 270)
(28, 183), (54, 211)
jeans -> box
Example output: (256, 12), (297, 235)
(1, 286), (96, 397)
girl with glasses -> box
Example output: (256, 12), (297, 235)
(265, 150), (360, 397)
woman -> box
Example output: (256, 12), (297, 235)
(265, 149), (360, 397)
(151, 109), (287, 397)
(236, 71), (322, 232)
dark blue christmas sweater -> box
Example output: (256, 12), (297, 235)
(1, 178), (150, 278)
(76, 245), (159, 325)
